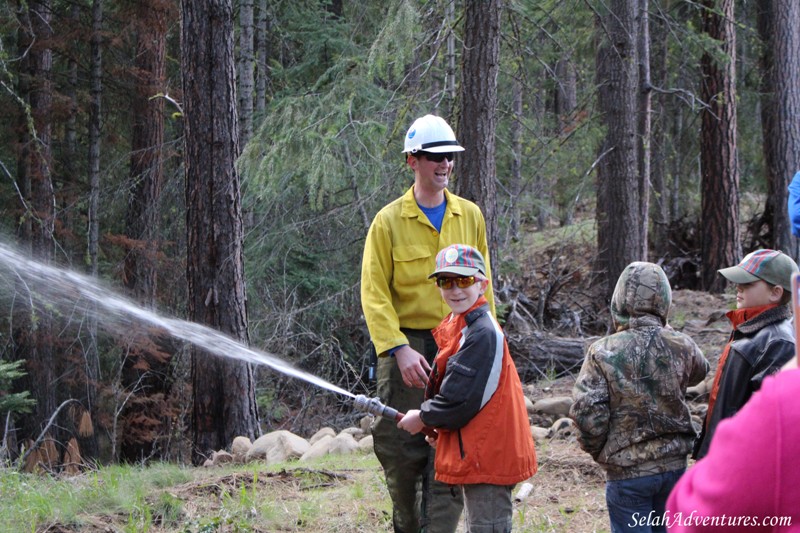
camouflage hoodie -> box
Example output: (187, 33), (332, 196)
(570, 262), (709, 480)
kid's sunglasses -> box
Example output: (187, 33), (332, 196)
(435, 276), (478, 290)
(419, 151), (455, 163)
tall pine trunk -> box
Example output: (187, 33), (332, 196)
(238, 0), (255, 145)
(182, 0), (259, 463)
(14, 0), (57, 453)
(455, 0), (501, 266)
(594, 0), (643, 300)
(121, 0), (172, 462)
(700, 0), (740, 293)
(255, 0), (269, 115)
(758, 0), (800, 258)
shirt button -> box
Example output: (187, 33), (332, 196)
(432, 231), (438, 236)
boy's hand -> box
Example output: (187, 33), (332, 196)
(395, 346), (431, 388)
(397, 409), (424, 434)
(425, 433), (438, 448)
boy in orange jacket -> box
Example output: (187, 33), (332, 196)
(398, 244), (537, 532)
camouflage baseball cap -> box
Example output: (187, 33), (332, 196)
(429, 244), (486, 278)
(718, 249), (799, 291)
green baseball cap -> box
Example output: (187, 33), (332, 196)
(718, 249), (799, 291)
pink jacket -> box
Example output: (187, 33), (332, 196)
(666, 368), (800, 532)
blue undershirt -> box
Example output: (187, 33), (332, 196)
(418, 197), (446, 233)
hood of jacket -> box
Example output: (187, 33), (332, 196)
(611, 262), (671, 330)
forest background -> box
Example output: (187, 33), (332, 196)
(0, 0), (799, 472)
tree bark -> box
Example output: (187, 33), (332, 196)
(125, 0), (169, 305)
(650, 4), (670, 258)
(14, 0), (57, 446)
(182, 0), (259, 463)
(594, 0), (644, 301)
(121, 0), (172, 462)
(238, 0), (255, 145)
(455, 0), (501, 267)
(637, 0), (651, 249)
(255, 0), (269, 115)
(444, 0), (456, 110)
(508, 68), (523, 242)
(700, 0), (740, 293)
(554, 57), (577, 128)
(758, 0), (800, 258)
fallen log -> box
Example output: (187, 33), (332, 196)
(507, 332), (598, 381)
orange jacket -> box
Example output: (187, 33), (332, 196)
(421, 297), (537, 486)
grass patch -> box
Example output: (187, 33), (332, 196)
(0, 443), (609, 532)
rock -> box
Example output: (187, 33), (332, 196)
(358, 435), (374, 453)
(328, 433), (359, 455)
(231, 436), (252, 462)
(524, 396), (535, 414)
(310, 427), (336, 445)
(300, 435), (334, 461)
(338, 427), (364, 439)
(359, 415), (373, 435)
(531, 426), (550, 442)
(203, 459), (214, 468)
(531, 396), (573, 417)
(548, 417), (576, 439)
(212, 450), (233, 465)
(247, 430), (310, 464)
(686, 381), (708, 399)
(300, 433), (360, 461)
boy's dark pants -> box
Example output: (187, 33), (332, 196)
(372, 328), (463, 533)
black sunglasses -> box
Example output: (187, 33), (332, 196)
(419, 151), (455, 163)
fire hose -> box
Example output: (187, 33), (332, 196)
(352, 394), (438, 439)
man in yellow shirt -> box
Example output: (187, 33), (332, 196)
(361, 114), (494, 533)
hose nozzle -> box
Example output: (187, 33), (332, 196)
(352, 394), (401, 421)
(351, 394), (438, 440)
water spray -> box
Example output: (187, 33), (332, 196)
(0, 243), (432, 430)
(352, 394), (437, 438)
(0, 242), (354, 399)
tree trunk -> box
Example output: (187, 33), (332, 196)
(758, 0), (800, 259)
(182, 0), (259, 464)
(700, 0), (740, 293)
(594, 0), (643, 301)
(554, 57), (577, 128)
(238, 0), (255, 145)
(255, 0), (269, 115)
(64, 4), (80, 242)
(650, 5), (670, 258)
(637, 0), (651, 252)
(121, 0), (172, 462)
(125, 0), (168, 305)
(508, 68), (523, 243)
(14, 0), (57, 446)
(455, 0), (501, 267)
(88, 0), (102, 280)
(444, 0), (456, 111)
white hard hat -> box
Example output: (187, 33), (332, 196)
(402, 114), (465, 154)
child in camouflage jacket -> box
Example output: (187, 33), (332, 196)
(570, 262), (709, 533)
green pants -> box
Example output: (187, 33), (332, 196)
(372, 329), (463, 533)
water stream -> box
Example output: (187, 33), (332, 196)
(0, 242), (354, 399)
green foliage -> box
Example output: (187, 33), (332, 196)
(0, 359), (35, 418)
